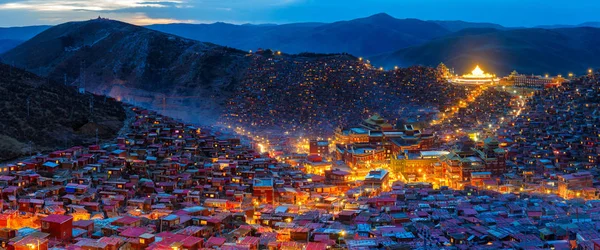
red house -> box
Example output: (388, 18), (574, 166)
(41, 214), (73, 241)
(253, 178), (274, 204)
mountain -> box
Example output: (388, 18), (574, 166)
(147, 13), (450, 57)
(0, 18), (467, 137)
(0, 39), (22, 54)
(536, 22), (600, 29)
(371, 27), (600, 75)
(0, 26), (51, 54)
(430, 20), (507, 32)
(0, 25), (51, 40)
(0, 63), (126, 161)
(1, 18), (250, 124)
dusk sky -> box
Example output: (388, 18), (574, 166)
(0, 0), (598, 27)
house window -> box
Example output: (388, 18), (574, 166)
(140, 239), (145, 244)
(42, 222), (49, 229)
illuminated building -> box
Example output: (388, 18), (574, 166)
(389, 123), (435, 152)
(506, 70), (566, 89)
(391, 150), (449, 182)
(336, 116), (434, 168)
(363, 169), (390, 189)
(334, 127), (369, 144)
(436, 62), (453, 80)
(9, 233), (49, 250)
(360, 114), (395, 132)
(325, 169), (352, 186)
(557, 172), (593, 199)
(304, 160), (332, 175)
(335, 114), (395, 144)
(309, 139), (329, 156)
(439, 137), (506, 189)
(473, 137), (507, 176)
(451, 65), (499, 85)
(253, 178), (274, 204)
(41, 214), (73, 242)
(336, 145), (386, 168)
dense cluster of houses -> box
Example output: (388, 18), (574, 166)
(0, 69), (598, 249)
(223, 53), (468, 136)
(494, 71), (600, 199)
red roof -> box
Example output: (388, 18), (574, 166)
(42, 214), (72, 224)
(205, 236), (226, 247)
(239, 236), (259, 246)
(120, 227), (147, 238)
(306, 242), (328, 250)
(112, 216), (140, 225)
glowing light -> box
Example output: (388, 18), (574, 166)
(471, 65), (485, 76)
(257, 143), (267, 153)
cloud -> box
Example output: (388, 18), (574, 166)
(0, 0), (186, 12)
(120, 12), (199, 25)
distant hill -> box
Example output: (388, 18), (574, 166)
(0, 26), (51, 54)
(0, 63), (126, 161)
(148, 13), (450, 57)
(0, 39), (22, 54)
(0, 25), (51, 40)
(1, 18), (251, 124)
(429, 20), (507, 32)
(536, 22), (600, 29)
(371, 27), (600, 75)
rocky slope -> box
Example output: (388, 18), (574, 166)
(1, 18), (251, 125)
(0, 63), (126, 161)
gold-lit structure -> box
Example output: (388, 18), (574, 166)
(451, 65), (499, 84)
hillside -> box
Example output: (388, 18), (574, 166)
(0, 63), (126, 161)
(429, 20), (507, 32)
(0, 25), (51, 40)
(224, 53), (468, 135)
(0, 39), (22, 54)
(536, 22), (600, 29)
(0, 25), (51, 54)
(371, 27), (600, 75)
(148, 13), (450, 57)
(0, 18), (251, 124)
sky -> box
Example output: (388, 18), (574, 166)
(0, 0), (598, 27)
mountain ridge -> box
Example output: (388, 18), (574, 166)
(370, 27), (600, 75)
(147, 13), (451, 57)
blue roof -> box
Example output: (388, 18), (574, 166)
(43, 162), (59, 168)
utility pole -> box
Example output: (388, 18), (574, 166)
(80, 60), (86, 93)
(26, 96), (30, 118)
(89, 96), (94, 114)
